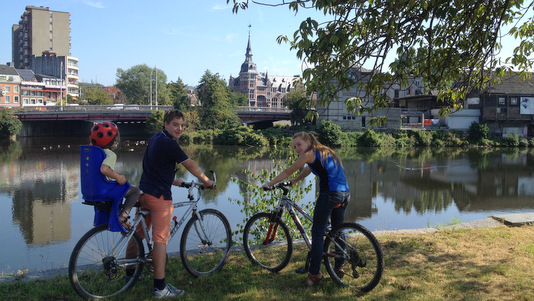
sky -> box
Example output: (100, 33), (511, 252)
(1, 1), (530, 88)
(0, 1), (320, 87)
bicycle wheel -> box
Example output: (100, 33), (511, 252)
(69, 224), (145, 299)
(180, 209), (232, 277)
(243, 212), (292, 272)
(323, 222), (384, 291)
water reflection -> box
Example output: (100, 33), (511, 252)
(1, 137), (534, 273)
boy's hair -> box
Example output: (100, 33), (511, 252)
(164, 110), (185, 125)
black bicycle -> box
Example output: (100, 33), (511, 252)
(243, 182), (384, 291)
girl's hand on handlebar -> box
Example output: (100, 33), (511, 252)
(173, 179), (185, 187)
(262, 183), (273, 191)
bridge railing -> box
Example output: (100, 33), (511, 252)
(236, 106), (290, 113)
(13, 105), (173, 112)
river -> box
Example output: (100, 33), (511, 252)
(1, 137), (534, 274)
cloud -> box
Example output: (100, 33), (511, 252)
(212, 5), (229, 11)
(84, 1), (105, 8)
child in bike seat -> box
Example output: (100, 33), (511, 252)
(263, 131), (350, 287)
(90, 121), (140, 231)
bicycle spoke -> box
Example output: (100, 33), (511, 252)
(324, 223), (384, 291)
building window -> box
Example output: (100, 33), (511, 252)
(498, 97), (506, 106)
(510, 97), (519, 106)
(14, 96), (19, 103)
(5, 86), (10, 92)
(362, 116), (366, 128)
(5, 96), (10, 103)
(14, 86), (19, 93)
(23, 98), (28, 104)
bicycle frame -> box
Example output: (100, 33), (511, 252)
(273, 194), (314, 249)
(106, 181), (210, 268)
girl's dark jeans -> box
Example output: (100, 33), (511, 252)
(308, 190), (350, 276)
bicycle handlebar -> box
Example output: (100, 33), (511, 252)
(180, 169), (217, 189)
(263, 181), (291, 195)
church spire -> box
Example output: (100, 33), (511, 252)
(245, 24), (253, 63)
(240, 24), (257, 74)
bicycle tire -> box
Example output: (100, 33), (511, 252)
(68, 224), (145, 299)
(243, 212), (293, 272)
(323, 222), (384, 291)
(180, 209), (232, 277)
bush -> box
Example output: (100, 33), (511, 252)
(467, 122), (490, 143)
(316, 120), (343, 147)
(502, 133), (520, 147)
(357, 129), (382, 147)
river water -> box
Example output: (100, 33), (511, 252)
(1, 137), (534, 274)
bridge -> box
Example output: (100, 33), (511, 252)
(12, 105), (291, 136)
(13, 105), (291, 122)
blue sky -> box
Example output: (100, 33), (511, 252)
(1, 1), (530, 88)
(0, 1), (318, 87)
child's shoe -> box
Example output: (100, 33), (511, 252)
(119, 213), (132, 231)
(305, 272), (323, 286)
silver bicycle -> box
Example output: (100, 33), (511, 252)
(68, 170), (232, 299)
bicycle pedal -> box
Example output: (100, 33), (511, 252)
(295, 267), (308, 274)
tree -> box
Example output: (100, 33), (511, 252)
(168, 77), (190, 111)
(0, 110), (22, 139)
(116, 64), (170, 105)
(85, 87), (113, 105)
(285, 87), (309, 126)
(196, 70), (241, 129)
(228, 0), (534, 122)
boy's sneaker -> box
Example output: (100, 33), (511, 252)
(153, 283), (184, 298)
(335, 266), (345, 279)
(305, 272), (323, 287)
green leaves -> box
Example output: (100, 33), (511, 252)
(227, 0), (534, 115)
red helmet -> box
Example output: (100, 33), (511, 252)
(90, 122), (118, 148)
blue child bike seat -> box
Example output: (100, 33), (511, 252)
(79, 145), (131, 232)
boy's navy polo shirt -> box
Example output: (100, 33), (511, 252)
(139, 130), (189, 200)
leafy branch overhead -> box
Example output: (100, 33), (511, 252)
(227, 0), (534, 116)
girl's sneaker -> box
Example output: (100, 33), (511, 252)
(305, 272), (323, 286)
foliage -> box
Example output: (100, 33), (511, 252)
(316, 120), (342, 147)
(502, 133), (520, 147)
(357, 129), (383, 147)
(168, 77), (189, 111)
(285, 87), (312, 126)
(0, 110), (22, 138)
(467, 122), (490, 143)
(116, 64), (170, 105)
(230, 147), (314, 244)
(84, 86), (113, 105)
(228, 0), (534, 116)
(144, 110), (165, 135)
(214, 126), (269, 147)
(196, 70), (241, 129)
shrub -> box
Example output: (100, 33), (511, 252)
(357, 129), (382, 147)
(316, 120), (343, 147)
(502, 133), (520, 147)
(467, 122), (490, 143)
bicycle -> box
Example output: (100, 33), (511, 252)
(243, 181), (384, 291)
(68, 170), (232, 300)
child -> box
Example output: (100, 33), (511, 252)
(90, 121), (140, 231)
(262, 131), (350, 286)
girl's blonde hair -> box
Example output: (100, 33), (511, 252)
(293, 132), (342, 167)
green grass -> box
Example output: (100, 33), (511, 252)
(1, 225), (533, 300)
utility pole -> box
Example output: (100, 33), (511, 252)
(155, 66), (158, 107)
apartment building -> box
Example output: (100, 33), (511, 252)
(11, 6), (79, 99)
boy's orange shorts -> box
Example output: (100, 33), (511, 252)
(136, 193), (173, 244)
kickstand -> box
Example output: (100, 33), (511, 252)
(295, 251), (311, 274)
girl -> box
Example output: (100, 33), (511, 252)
(263, 132), (350, 286)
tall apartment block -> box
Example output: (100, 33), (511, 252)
(12, 6), (79, 98)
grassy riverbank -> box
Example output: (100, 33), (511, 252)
(1, 225), (533, 300)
